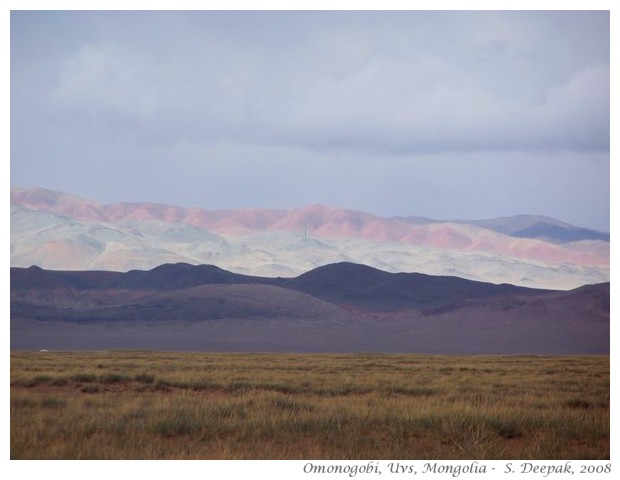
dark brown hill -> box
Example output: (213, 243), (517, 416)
(10, 263), (264, 292)
(12, 261), (550, 312)
(10, 265), (121, 290)
(10, 262), (609, 354)
(99, 262), (270, 290)
(277, 262), (549, 311)
(12, 283), (354, 324)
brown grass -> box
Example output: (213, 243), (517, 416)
(10, 351), (609, 459)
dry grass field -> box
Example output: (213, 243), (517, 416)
(10, 351), (609, 460)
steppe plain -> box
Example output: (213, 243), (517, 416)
(10, 351), (609, 460)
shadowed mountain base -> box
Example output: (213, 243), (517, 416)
(10, 262), (609, 354)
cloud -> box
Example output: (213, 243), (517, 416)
(46, 11), (609, 155)
(51, 44), (163, 122)
(10, 10), (611, 231)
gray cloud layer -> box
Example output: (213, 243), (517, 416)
(10, 10), (610, 230)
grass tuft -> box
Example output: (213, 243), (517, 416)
(564, 398), (594, 410)
(81, 385), (100, 394)
(101, 373), (130, 384)
(40, 396), (66, 409)
(134, 373), (155, 384)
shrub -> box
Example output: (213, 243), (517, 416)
(134, 373), (155, 384)
(40, 397), (66, 409)
(564, 398), (594, 409)
(101, 373), (130, 384)
(153, 417), (199, 437)
(81, 385), (100, 394)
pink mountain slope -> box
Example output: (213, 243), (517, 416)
(11, 187), (609, 268)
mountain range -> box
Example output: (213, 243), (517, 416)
(11, 262), (609, 354)
(11, 187), (609, 290)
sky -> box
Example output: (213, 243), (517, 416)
(10, 9), (611, 231)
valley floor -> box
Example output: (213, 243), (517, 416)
(10, 351), (609, 460)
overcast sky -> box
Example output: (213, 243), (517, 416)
(10, 10), (610, 231)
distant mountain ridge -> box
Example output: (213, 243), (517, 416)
(10, 186), (610, 290)
(12, 187), (609, 240)
(11, 262), (609, 354)
(394, 214), (610, 243)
